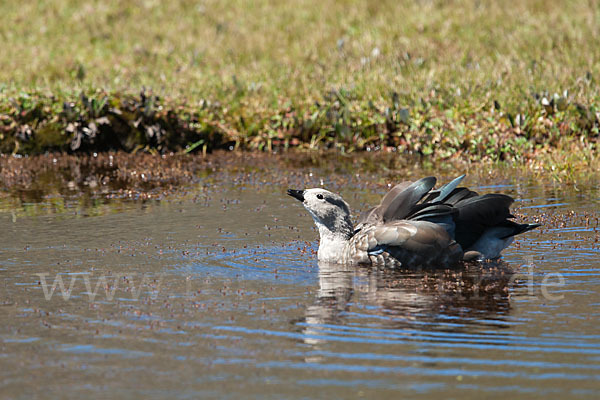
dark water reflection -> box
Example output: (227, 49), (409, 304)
(304, 262), (514, 333)
(1, 159), (599, 399)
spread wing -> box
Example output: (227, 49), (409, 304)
(381, 177), (437, 222)
(356, 180), (413, 228)
(356, 177), (436, 230)
(349, 174), (539, 264)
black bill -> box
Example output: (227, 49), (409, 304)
(287, 189), (305, 202)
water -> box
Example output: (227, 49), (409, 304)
(1, 157), (599, 399)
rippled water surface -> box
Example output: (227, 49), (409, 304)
(1, 158), (599, 399)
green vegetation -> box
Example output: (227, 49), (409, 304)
(0, 0), (599, 170)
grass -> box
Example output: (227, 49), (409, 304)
(0, 0), (599, 173)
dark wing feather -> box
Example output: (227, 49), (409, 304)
(455, 194), (514, 222)
(422, 174), (466, 203)
(444, 187), (479, 205)
(407, 204), (457, 237)
(381, 176), (436, 222)
(357, 175), (538, 258)
(409, 207), (457, 221)
(454, 194), (514, 249)
(379, 181), (414, 212)
(355, 181), (413, 229)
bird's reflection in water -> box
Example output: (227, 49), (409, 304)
(302, 261), (516, 346)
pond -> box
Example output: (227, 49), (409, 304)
(1, 153), (599, 399)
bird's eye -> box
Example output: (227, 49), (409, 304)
(316, 194), (324, 200)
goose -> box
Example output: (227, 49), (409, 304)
(287, 175), (539, 268)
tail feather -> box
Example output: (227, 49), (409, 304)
(499, 222), (541, 239)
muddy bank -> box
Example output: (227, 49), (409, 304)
(1, 90), (598, 171)
(0, 151), (425, 203)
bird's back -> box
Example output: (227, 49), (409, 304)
(347, 220), (462, 268)
(352, 175), (539, 265)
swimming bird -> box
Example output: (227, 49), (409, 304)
(287, 175), (540, 268)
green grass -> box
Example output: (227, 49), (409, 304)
(0, 0), (599, 169)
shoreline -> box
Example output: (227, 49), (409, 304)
(1, 150), (596, 202)
(1, 90), (597, 176)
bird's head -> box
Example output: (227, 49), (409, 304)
(287, 188), (353, 238)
